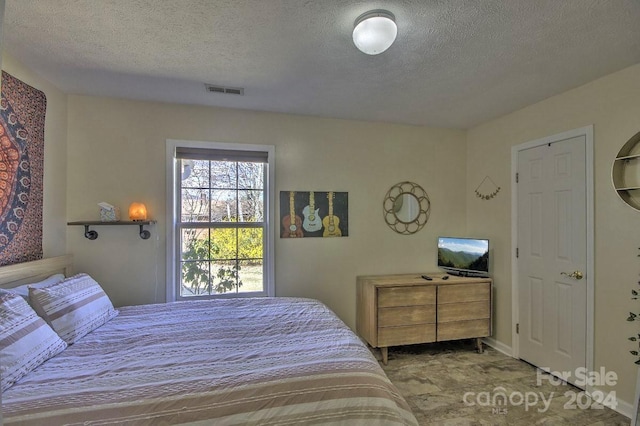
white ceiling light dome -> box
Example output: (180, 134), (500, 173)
(352, 10), (397, 55)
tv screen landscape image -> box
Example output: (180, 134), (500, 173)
(437, 237), (489, 277)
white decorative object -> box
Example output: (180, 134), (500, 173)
(98, 202), (120, 222)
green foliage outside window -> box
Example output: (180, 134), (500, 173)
(181, 227), (262, 295)
(181, 238), (242, 294)
(215, 227), (263, 260)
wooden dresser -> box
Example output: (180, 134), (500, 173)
(356, 273), (492, 364)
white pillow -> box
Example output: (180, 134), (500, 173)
(29, 273), (118, 344)
(0, 293), (67, 392)
(0, 273), (65, 300)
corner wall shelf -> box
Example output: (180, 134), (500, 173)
(612, 130), (640, 211)
(67, 221), (157, 240)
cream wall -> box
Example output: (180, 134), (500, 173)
(66, 95), (468, 329)
(1, 52), (67, 259)
(466, 63), (640, 409)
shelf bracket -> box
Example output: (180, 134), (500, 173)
(138, 223), (151, 239)
(84, 225), (98, 240)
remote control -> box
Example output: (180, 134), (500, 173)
(441, 275), (449, 280)
(421, 275), (432, 281)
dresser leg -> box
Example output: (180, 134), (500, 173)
(381, 347), (388, 364)
(476, 338), (484, 353)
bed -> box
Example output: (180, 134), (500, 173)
(0, 255), (417, 425)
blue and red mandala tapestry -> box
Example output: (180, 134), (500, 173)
(0, 71), (46, 266)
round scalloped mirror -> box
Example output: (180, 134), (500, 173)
(383, 181), (431, 234)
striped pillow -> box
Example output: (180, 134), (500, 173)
(29, 274), (119, 344)
(0, 293), (67, 392)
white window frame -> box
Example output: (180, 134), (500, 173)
(166, 139), (275, 301)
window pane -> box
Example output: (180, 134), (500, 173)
(181, 260), (212, 296)
(181, 159), (209, 189)
(238, 259), (263, 293)
(175, 147), (269, 300)
(238, 190), (264, 222)
(181, 228), (210, 260)
(238, 162), (264, 189)
(210, 189), (237, 222)
(238, 227), (263, 259)
(210, 161), (237, 189)
(211, 260), (239, 294)
(181, 188), (210, 222)
(212, 228), (237, 260)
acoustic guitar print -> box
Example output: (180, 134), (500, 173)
(282, 191), (304, 238)
(302, 191), (322, 232)
(322, 191), (342, 237)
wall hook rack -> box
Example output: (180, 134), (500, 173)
(67, 221), (156, 240)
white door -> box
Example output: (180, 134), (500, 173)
(517, 135), (587, 386)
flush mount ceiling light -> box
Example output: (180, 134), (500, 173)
(352, 10), (397, 55)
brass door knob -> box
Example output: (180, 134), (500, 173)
(561, 270), (584, 280)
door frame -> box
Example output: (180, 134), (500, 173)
(511, 125), (594, 383)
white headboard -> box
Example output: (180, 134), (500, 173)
(0, 255), (73, 288)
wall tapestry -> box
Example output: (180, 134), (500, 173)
(280, 191), (348, 238)
(0, 71), (46, 266)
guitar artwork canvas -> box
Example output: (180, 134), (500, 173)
(279, 191), (348, 238)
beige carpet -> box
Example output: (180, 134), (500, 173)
(375, 341), (630, 425)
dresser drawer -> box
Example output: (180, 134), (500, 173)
(438, 300), (490, 322)
(378, 324), (436, 346)
(438, 283), (490, 304)
(378, 286), (436, 307)
(378, 305), (436, 327)
(437, 319), (491, 341)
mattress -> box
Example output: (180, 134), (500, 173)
(3, 297), (417, 425)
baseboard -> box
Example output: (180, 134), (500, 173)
(611, 396), (633, 419)
(589, 386), (632, 420)
(481, 338), (633, 419)
(482, 337), (513, 357)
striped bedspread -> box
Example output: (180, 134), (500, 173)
(3, 297), (417, 425)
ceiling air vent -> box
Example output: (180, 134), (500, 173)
(205, 84), (244, 96)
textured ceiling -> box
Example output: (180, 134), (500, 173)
(4, 0), (640, 129)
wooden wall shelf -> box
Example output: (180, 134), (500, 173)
(67, 221), (157, 240)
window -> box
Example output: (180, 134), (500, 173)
(166, 141), (275, 301)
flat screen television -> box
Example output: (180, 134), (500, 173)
(437, 236), (489, 277)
